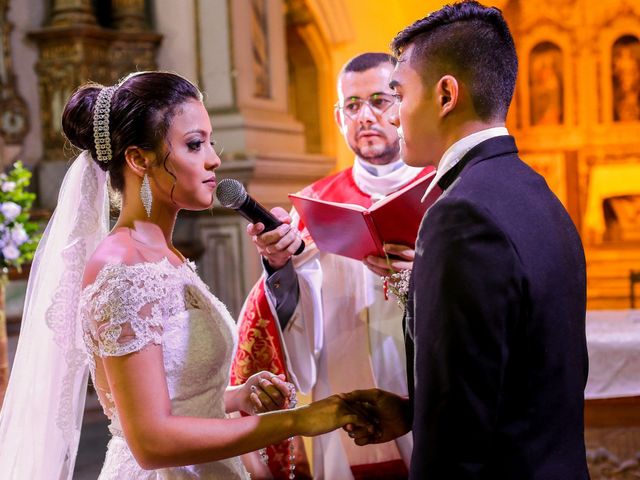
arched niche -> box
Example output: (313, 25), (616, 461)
(529, 41), (564, 126)
(287, 27), (323, 153)
(515, 23), (575, 133)
(611, 34), (640, 122)
(596, 16), (640, 126)
(285, 1), (336, 157)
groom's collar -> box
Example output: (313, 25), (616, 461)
(437, 134), (518, 191)
(421, 127), (509, 202)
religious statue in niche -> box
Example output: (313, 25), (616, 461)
(603, 195), (640, 242)
(529, 41), (564, 126)
(251, 0), (271, 99)
(612, 35), (640, 122)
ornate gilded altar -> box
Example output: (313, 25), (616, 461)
(503, 0), (640, 310)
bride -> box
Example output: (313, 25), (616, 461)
(0, 71), (368, 479)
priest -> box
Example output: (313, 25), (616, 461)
(231, 53), (432, 479)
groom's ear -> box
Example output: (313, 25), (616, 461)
(436, 75), (459, 118)
(124, 146), (154, 177)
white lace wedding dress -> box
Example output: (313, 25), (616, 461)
(79, 258), (250, 479)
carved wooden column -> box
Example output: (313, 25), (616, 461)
(112, 0), (147, 31)
(50, 0), (96, 26)
(28, 3), (161, 209)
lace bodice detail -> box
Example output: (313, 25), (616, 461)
(82, 261), (178, 358)
(79, 258), (248, 479)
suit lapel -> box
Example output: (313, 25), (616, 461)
(437, 135), (518, 191)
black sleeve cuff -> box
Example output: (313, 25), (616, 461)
(263, 258), (300, 329)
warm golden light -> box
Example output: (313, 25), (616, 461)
(291, 0), (640, 310)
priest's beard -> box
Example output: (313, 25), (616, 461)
(353, 138), (401, 166)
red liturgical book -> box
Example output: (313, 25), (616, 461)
(289, 171), (439, 260)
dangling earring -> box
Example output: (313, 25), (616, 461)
(140, 174), (152, 217)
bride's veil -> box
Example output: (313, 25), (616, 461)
(0, 151), (109, 479)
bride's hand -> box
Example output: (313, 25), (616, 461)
(240, 371), (292, 414)
(292, 394), (375, 438)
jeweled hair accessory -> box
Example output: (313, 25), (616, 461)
(93, 85), (118, 163)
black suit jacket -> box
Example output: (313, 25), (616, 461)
(405, 136), (589, 479)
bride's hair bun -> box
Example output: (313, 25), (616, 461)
(62, 84), (103, 159)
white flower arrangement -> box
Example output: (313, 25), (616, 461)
(0, 162), (39, 271)
(383, 268), (411, 308)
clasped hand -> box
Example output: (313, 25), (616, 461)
(339, 388), (412, 446)
(238, 371), (292, 414)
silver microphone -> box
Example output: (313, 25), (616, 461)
(216, 178), (305, 255)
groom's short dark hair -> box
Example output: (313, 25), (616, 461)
(391, 0), (518, 121)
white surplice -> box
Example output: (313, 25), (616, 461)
(274, 160), (423, 479)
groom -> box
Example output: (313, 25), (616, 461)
(343, 2), (590, 479)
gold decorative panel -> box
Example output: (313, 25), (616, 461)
(29, 2), (161, 161)
(505, 0), (640, 309)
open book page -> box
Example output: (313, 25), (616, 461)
(369, 170), (436, 210)
(289, 194), (380, 259)
(369, 171), (439, 247)
(288, 170), (438, 260)
(288, 195), (368, 211)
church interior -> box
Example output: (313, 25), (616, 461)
(0, 0), (638, 478)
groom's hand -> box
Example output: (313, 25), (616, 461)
(340, 388), (412, 445)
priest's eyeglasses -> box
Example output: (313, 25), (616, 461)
(336, 93), (398, 120)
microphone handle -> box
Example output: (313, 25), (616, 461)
(239, 195), (282, 231)
(238, 196), (305, 255)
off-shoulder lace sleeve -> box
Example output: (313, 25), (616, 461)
(80, 262), (184, 357)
